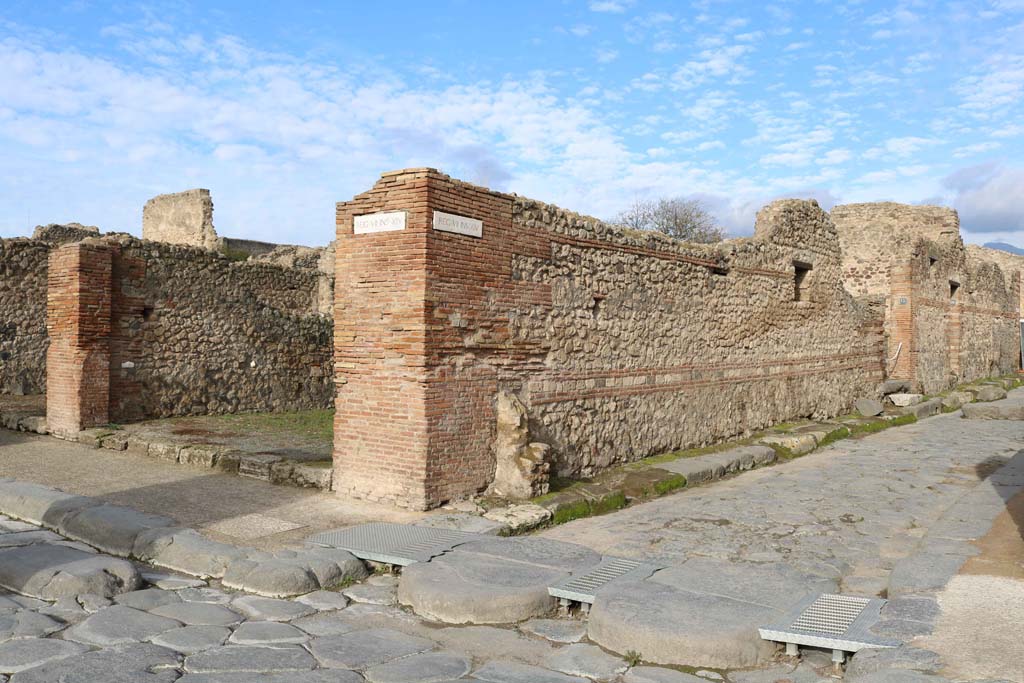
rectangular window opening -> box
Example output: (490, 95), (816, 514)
(793, 261), (812, 301)
(949, 280), (960, 300)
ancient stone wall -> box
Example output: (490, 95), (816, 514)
(0, 238), (50, 395)
(334, 169), (886, 509)
(142, 189), (220, 251)
(966, 244), (1024, 314)
(104, 236), (332, 422)
(832, 203), (1019, 393)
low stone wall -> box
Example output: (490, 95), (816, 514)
(0, 238), (49, 395)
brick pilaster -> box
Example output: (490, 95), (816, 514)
(45, 242), (112, 438)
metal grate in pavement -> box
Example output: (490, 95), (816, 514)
(759, 593), (900, 654)
(548, 556), (660, 604)
(307, 523), (482, 566)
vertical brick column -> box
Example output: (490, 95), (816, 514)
(46, 242), (112, 438)
(888, 262), (915, 383)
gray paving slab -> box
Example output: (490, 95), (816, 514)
(148, 601), (242, 626)
(184, 644), (317, 673)
(472, 660), (589, 683)
(291, 611), (364, 637)
(0, 480), (100, 529)
(10, 642), (182, 683)
(58, 504), (175, 556)
(228, 621), (309, 645)
(135, 529), (246, 579)
(0, 611), (63, 642)
(64, 605), (182, 646)
(363, 650), (472, 682)
(624, 666), (709, 683)
(177, 672), (364, 683)
(148, 625), (231, 654)
(231, 595), (315, 621)
(520, 619), (587, 643)
(545, 643), (629, 681)
(113, 587), (183, 611)
(343, 582), (397, 605)
(0, 638), (89, 674)
(295, 590), (349, 611)
(308, 628), (436, 669)
(0, 543), (141, 599)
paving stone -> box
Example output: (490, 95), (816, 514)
(36, 596), (87, 624)
(222, 558), (319, 597)
(364, 650), (472, 682)
(846, 647), (943, 678)
(472, 660), (589, 683)
(291, 611), (363, 637)
(231, 595), (315, 622)
(845, 670), (951, 683)
(64, 605), (182, 646)
(899, 398), (942, 420)
(0, 638), (89, 674)
(308, 628), (436, 669)
(10, 642), (182, 683)
(58, 504), (175, 557)
(0, 531), (63, 548)
(229, 621), (309, 645)
(0, 611), (63, 642)
(0, 520), (37, 533)
(415, 512), (509, 535)
(177, 672), (363, 683)
(342, 582), (396, 605)
(184, 644), (317, 673)
(76, 593), (112, 613)
(295, 590), (349, 611)
(856, 398), (884, 417)
(148, 601), (242, 626)
(140, 569), (207, 590)
(0, 480), (100, 528)
(0, 543), (141, 599)
(398, 537), (601, 624)
(546, 643), (628, 681)
(134, 529), (246, 580)
(483, 504), (553, 533)
(757, 432), (817, 456)
(887, 554), (966, 597)
(962, 403), (1024, 420)
(114, 588), (182, 611)
(728, 663), (825, 683)
(178, 587), (232, 604)
(624, 666), (708, 683)
(520, 618), (587, 643)
(148, 625), (231, 654)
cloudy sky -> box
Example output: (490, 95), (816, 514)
(1, 1), (1022, 246)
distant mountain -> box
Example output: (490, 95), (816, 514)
(983, 241), (1024, 256)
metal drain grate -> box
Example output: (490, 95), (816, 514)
(759, 593), (899, 654)
(307, 523), (482, 566)
(548, 557), (659, 604)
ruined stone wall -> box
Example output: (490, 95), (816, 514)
(966, 244), (1024, 314)
(104, 236), (332, 422)
(334, 169), (886, 508)
(142, 189), (220, 251)
(0, 238), (50, 395)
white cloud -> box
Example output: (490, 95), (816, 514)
(671, 44), (752, 90)
(819, 148), (852, 165)
(569, 24), (594, 37)
(589, 0), (632, 13)
(595, 48), (619, 63)
(944, 163), (1024, 232)
(863, 136), (944, 159)
(696, 140), (725, 151)
(953, 141), (1002, 158)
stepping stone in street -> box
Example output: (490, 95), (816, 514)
(363, 650), (472, 683)
(184, 645), (317, 673)
(472, 660), (589, 683)
(0, 638), (89, 674)
(229, 621), (309, 646)
(232, 595), (315, 622)
(546, 643), (629, 682)
(308, 628), (436, 669)
(11, 642), (182, 683)
(64, 605), (182, 647)
(398, 537), (601, 624)
(149, 601), (243, 626)
(520, 618), (587, 644)
(342, 582), (396, 605)
(148, 625), (231, 654)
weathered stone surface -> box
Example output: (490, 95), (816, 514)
(546, 643), (628, 681)
(295, 590), (349, 611)
(148, 625), (230, 654)
(290, 611), (363, 637)
(0, 638), (89, 674)
(483, 504), (553, 533)
(0, 531), (62, 549)
(962, 402), (1024, 420)
(975, 385), (1007, 402)
(0, 611), (63, 642)
(308, 628), (435, 669)
(65, 605), (182, 646)
(0, 481), (99, 528)
(139, 569), (206, 590)
(472, 660), (589, 683)
(148, 601), (242, 627)
(231, 595), (315, 622)
(0, 544), (141, 599)
(490, 392), (551, 499)
(178, 587), (232, 604)
(941, 391), (974, 412)
(143, 188), (219, 251)
(878, 380), (911, 395)
(520, 619), (587, 643)
(889, 393), (923, 407)
(625, 667), (708, 683)
(57, 504), (174, 557)
(399, 538), (600, 624)
(229, 621), (309, 646)
(846, 647), (942, 678)
(11, 642), (182, 683)
(856, 398), (884, 417)
(178, 672), (362, 683)
(184, 645), (316, 673)
(757, 433), (816, 455)
(178, 445), (223, 468)
(898, 398), (942, 419)
(342, 582), (396, 606)
(134, 529), (245, 579)
(888, 554), (966, 597)
(415, 512), (509, 535)
(113, 588), (182, 611)
(364, 650), (471, 683)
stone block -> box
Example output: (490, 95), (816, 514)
(975, 385), (1007, 402)
(75, 428), (110, 448)
(58, 504), (175, 557)
(962, 402), (1024, 420)
(238, 453), (282, 480)
(17, 416), (48, 434)
(0, 480), (100, 528)
(889, 393), (923, 407)
(856, 398), (884, 417)
(148, 441), (182, 462)
(483, 504), (552, 533)
(134, 528), (246, 579)
(898, 398), (942, 420)
(99, 433), (129, 451)
(877, 379), (911, 395)
(179, 445), (224, 468)
(757, 432), (816, 455)
(0, 543), (141, 599)
(941, 391), (973, 412)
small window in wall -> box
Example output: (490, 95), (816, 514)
(929, 255), (939, 268)
(793, 261), (812, 301)
(949, 280), (960, 300)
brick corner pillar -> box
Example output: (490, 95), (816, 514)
(332, 168), (518, 510)
(46, 242), (113, 439)
(888, 261), (916, 385)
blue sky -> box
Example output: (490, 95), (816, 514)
(1, 1), (1022, 246)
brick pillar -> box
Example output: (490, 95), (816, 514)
(889, 262), (915, 383)
(46, 242), (112, 438)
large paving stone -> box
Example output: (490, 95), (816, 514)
(398, 537), (601, 624)
(178, 672), (363, 683)
(472, 660), (589, 683)
(309, 628), (436, 669)
(624, 666), (708, 683)
(0, 543), (141, 599)
(0, 639), (89, 674)
(184, 645), (317, 673)
(887, 554), (966, 597)
(546, 643), (628, 681)
(520, 619), (587, 643)
(0, 531), (63, 549)
(0, 611), (63, 642)
(291, 611), (364, 637)
(846, 647), (942, 678)
(962, 403), (1024, 420)
(64, 605), (182, 646)
(148, 625), (231, 654)
(228, 621), (309, 645)
(114, 588), (182, 611)
(134, 529), (246, 580)
(295, 590), (349, 611)
(221, 558), (319, 597)
(148, 601), (242, 626)
(11, 642), (182, 683)
(231, 595), (315, 622)
(0, 481), (99, 529)
(364, 650), (472, 682)
(58, 504), (175, 557)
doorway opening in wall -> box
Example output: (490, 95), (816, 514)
(793, 261), (812, 301)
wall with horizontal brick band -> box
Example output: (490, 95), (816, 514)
(334, 169), (888, 509)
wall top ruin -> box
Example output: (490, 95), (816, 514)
(142, 188), (219, 251)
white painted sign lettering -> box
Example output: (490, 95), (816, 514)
(433, 211), (483, 238)
(354, 211), (406, 234)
